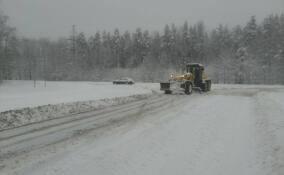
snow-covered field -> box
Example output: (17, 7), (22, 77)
(0, 80), (159, 113)
(0, 81), (159, 130)
(0, 82), (284, 175)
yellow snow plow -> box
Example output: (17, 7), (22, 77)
(160, 63), (211, 94)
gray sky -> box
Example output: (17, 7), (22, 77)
(1, 0), (283, 39)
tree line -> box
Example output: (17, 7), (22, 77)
(0, 12), (284, 84)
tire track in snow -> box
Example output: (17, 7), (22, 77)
(0, 94), (186, 161)
(253, 92), (284, 175)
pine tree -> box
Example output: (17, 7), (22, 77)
(0, 13), (17, 81)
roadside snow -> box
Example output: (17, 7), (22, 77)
(254, 91), (284, 175)
(213, 84), (284, 90)
(0, 80), (160, 130)
(0, 94), (151, 131)
(0, 80), (159, 113)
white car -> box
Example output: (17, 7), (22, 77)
(113, 77), (135, 85)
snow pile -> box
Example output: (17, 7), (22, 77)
(0, 94), (151, 131)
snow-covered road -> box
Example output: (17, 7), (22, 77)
(1, 85), (284, 175)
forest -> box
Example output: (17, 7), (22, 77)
(0, 11), (284, 84)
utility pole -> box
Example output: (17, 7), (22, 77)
(72, 25), (76, 63)
(42, 47), (47, 88)
(67, 25), (77, 69)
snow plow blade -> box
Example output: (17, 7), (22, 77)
(160, 82), (172, 94)
(160, 82), (170, 91)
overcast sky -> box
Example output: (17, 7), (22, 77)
(1, 0), (283, 39)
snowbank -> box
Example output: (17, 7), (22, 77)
(0, 80), (160, 130)
(0, 94), (152, 131)
(0, 80), (159, 113)
(213, 83), (284, 90)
